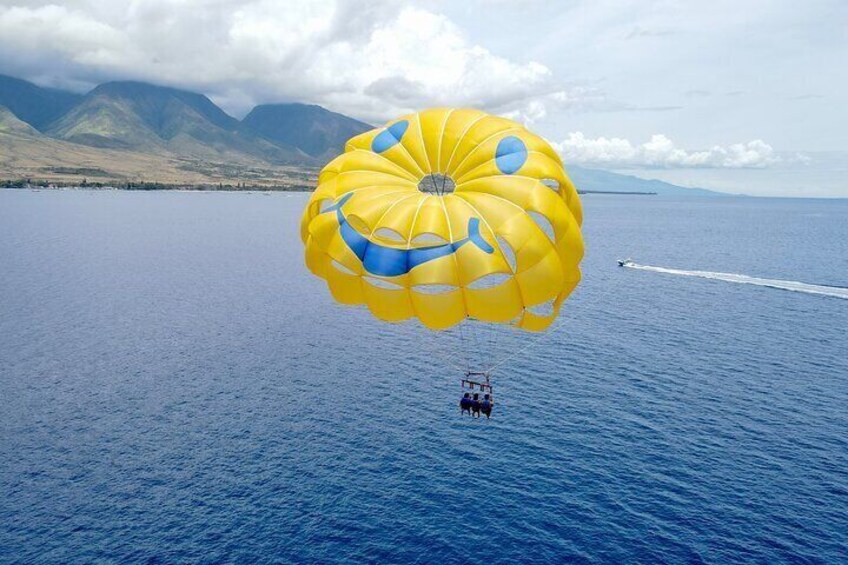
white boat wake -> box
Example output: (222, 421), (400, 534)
(621, 261), (848, 300)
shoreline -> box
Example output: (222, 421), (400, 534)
(2, 185), (657, 196)
(0, 185), (315, 193)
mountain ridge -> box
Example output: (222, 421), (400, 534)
(243, 103), (371, 159)
(0, 73), (724, 195)
(46, 80), (310, 165)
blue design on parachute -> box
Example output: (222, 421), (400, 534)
(495, 136), (528, 174)
(321, 193), (494, 277)
(371, 120), (410, 153)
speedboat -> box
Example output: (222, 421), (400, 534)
(617, 259), (633, 267)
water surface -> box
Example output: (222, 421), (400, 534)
(1, 191), (846, 563)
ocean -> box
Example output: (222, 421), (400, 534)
(1, 190), (846, 563)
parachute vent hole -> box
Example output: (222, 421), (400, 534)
(332, 260), (357, 275)
(527, 298), (556, 317)
(540, 178), (560, 192)
(528, 211), (556, 242)
(374, 227), (405, 242)
(364, 276), (404, 290)
(412, 284), (458, 295)
(496, 237), (517, 272)
(418, 174), (455, 195)
(411, 232), (448, 246)
(468, 273), (512, 290)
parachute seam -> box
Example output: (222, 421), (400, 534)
(389, 119), (428, 178)
(454, 192), (530, 313)
(455, 150), (563, 184)
(316, 188), (413, 231)
(443, 113), (487, 176)
(457, 189), (568, 230)
(328, 170), (418, 186)
(335, 186), (416, 199)
(404, 194), (429, 331)
(406, 195), (428, 250)
(371, 193), (422, 234)
(457, 173), (555, 186)
(454, 182), (578, 248)
(333, 188), (415, 211)
(456, 176), (573, 245)
(322, 182), (416, 205)
(410, 112), (432, 178)
(455, 191), (560, 287)
(437, 195), (469, 317)
(340, 149), (421, 182)
(457, 153), (580, 219)
(406, 185), (429, 327)
(343, 149), (422, 182)
(436, 108), (454, 173)
(451, 193), (514, 278)
(449, 126), (522, 179)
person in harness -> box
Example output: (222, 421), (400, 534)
(470, 393), (482, 418)
(459, 392), (472, 415)
(480, 393), (493, 419)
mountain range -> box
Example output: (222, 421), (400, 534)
(0, 73), (721, 195)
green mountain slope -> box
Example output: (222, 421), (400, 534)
(0, 105), (39, 135)
(0, 74), (82, 131)
(47, 81), (311, 164)
(243, 103), (371, 159)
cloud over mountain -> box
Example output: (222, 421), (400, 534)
(554, 133), (778, 169)
(0, 1), (569, 122)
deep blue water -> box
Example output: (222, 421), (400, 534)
(1, 190), (847, 564)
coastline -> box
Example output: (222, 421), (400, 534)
(1, 184), (657, 195)
(1, 182), (315, 192)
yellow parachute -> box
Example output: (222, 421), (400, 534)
(301, 108), (584, 339)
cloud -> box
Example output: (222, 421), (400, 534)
(0, 0), (573, 122)
(554, 133), (779, 169)
(499, 86), (681, 127)
(500, 99), (548, 125)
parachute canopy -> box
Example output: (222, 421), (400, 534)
(301, 108), (584, 332)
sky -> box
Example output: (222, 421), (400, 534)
(0, 0), (845, 196)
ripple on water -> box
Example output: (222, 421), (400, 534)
(0, 191), (846, 563)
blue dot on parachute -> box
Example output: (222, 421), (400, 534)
(495, 136), (528, 174)
(371, 120), (410, 153)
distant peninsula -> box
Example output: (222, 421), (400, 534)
(579, 190), (656, 195)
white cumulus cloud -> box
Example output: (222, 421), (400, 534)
(554, 133), (778, 169)
(0, 0), (585, 122)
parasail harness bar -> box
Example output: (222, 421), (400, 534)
(461, 371), (493, 394)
